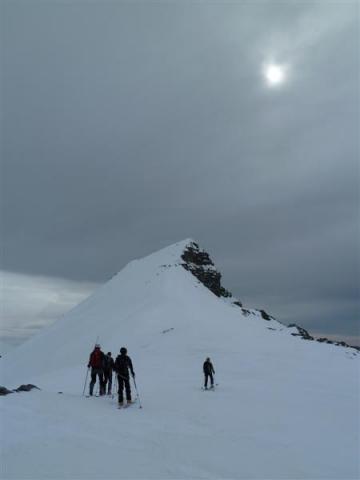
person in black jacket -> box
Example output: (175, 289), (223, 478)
(103, 352), (115, 395)
(114, 347), (135, 406)
(87, 344), (105, 396)
(203, 357), (215, 389)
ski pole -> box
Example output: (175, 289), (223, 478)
(82, 367), (90, 396)
(132, 376), (142, 409)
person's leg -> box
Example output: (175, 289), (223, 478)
(204, 373), (209, 388)
(95, 370), (102, 395)
(89, 370), (96, 395)
(118, 376), (124, 404)
(103, 372), (108, 393)
(100, 371), (106, 395)
(108, 373), (112, 394)
(210, 372), (214, 387)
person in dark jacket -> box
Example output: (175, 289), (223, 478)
(103, 351), (115, 395)
(203, 357), (215, 389)
(88, 344), (105, 396)
(114, 347), (135, 406)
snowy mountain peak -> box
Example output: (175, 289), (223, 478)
(112, 238), (233, 300)
(1, 239), (358, 392)
(2, 240), (359, 480)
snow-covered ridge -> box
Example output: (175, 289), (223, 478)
(1, 239), (359, 479)
(1, 238), (358, 389)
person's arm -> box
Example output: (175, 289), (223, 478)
(87, 353), (92, 368)
(211, 363), (215, 374)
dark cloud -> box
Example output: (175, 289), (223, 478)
(1, 1), (359, 342)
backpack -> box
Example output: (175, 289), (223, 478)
(103, 355), (113, 371)
(90, 349), (103, 369)
(115, 355), (129, 375)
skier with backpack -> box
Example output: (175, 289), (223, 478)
(103, 351), (115, 395)
(203, 357), (215, 389)
(114, 347), (135, 407)
(87, 344), (105, 396)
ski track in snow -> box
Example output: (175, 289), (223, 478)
(1, 240), (359, 479)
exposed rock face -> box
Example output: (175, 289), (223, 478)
(0, 386), (13, 396)
(232, 301), (243, 308)
(15, 384), (40, 392)
(316, 337), (360, 351)
(288, 325), (360, 352)
(288, 324), (314, 341)
(258, 310), (274, 321)
(181, 241), (358, 353)
(0, 384), (40, 396)
(181, 242), (232, 298)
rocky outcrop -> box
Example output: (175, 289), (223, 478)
(258, 309), (274, 321)
(288, 325), (359, 352)
(181, 242), (232, 298)
(0, 384), (40, 395)
(288, 324), (314, 340)
(181, 242), (359, 354)
(15, 384), (40, 392)
(316, 337), (360, 351)
(232, 301), (243, 308)
(0, 386), (13, 396)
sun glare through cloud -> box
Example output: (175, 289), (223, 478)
(263, 62), (288, 87)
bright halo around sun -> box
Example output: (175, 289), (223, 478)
(263, 63), (287, 87)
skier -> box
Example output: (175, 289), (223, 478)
(87, 344), (105, 396)
(114, 347), (135, 407)
(103, 351), (115, 395)
(203, 357), (215, 389)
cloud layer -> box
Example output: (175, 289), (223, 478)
(1, 1), (359, 344)
(0, 271), (96, 345)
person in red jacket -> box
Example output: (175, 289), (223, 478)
(87, 344), (105, 396)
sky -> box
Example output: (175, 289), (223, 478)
(1, 0), (359, 347)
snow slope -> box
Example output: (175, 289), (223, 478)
(1, 239), (359, 479)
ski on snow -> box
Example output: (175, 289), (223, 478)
(201, 384), (218, 391)
(118, 401), (137, 409)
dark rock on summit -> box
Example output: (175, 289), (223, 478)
(181, 242), (232, 298)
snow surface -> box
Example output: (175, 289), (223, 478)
(1, 239), (359, 479)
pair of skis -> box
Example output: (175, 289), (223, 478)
(117, 401), (136, 409)
(201, 384), (218, 391)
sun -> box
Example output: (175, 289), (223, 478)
(263, 63), (287, 87)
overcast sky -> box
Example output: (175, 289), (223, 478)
(1, 1), (359, 347)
